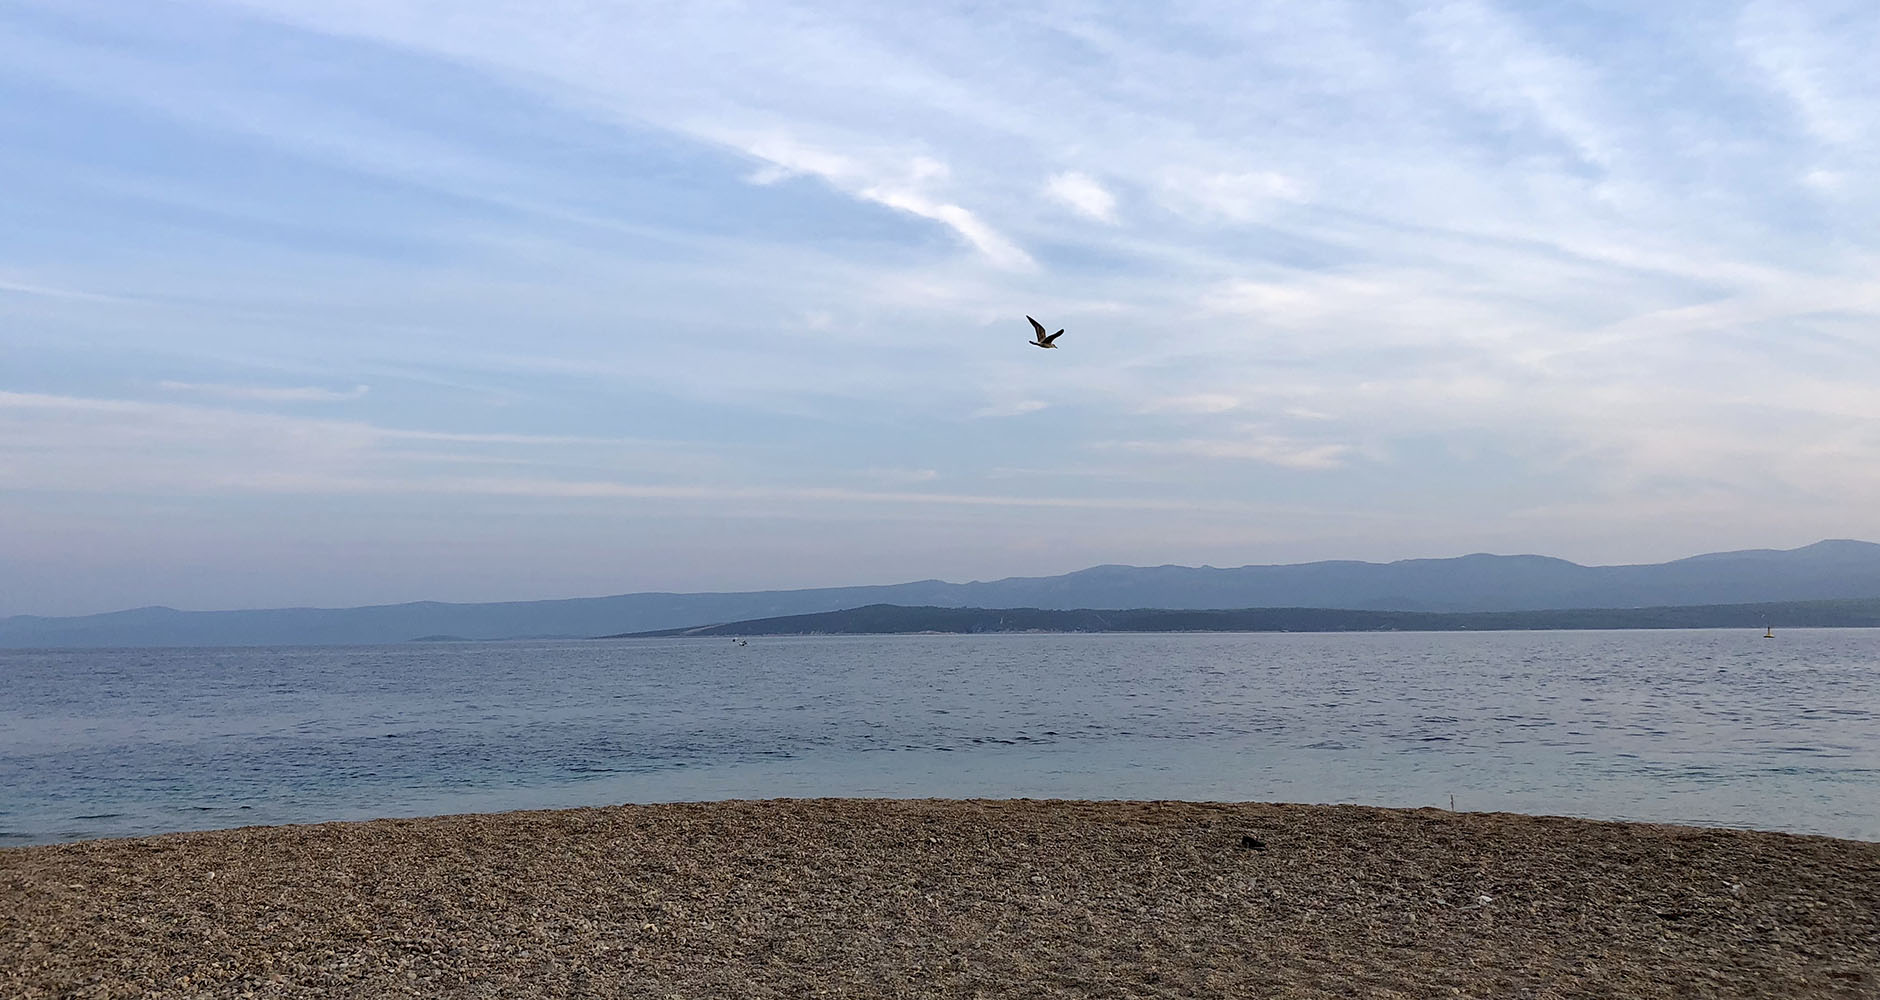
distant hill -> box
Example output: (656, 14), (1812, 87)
(5, 539), (1880, 648)
(615, 598), (1880, 637)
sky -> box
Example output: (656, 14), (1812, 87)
(3, 0), (1878, 616)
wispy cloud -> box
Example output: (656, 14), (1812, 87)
(1044, 172), (1118, 223)
(1139, 393), (1245, 415)
(1109, 431), (1356, 471)
(0, 390), (1290, 516)
(1737, 1), (1877, 148)
(971, 399), (1049, 419)
(160, 381), (370, 402)
(1157, 169), (1306, 223)
(866, 467), (941, 484)
(1414, 0), (1620, 170)
(0, 275), (123, 302)
(4, 0), (1880, 612)
(726, 132), (1034, 269)
(222, 472), (1265, 513)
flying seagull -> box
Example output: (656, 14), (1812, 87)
(1026, 316), (1064, 349)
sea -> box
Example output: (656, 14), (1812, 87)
(3, 629), (1877, 846)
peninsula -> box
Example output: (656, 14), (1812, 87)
(612, 597), (1880, 637)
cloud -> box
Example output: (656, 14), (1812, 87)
(159, 381), (370, 402)
(7, 0), (1880, 612)
(865, 188), (1035, 270)
(720, 131), (1034, 269)
(1413, 0), (1619, 169)
(0, 276), (124, 302)
(1737, 1), (1876, 148)
(866, 467), (941, 484)
(1044, 172), (1118, 223)
(1111, 432), (1355, 471)
(0, 390), (676, 496)
(971, 399), (1049, 419)
(0, 390), (1266, 515)
(1138, 393), (1243, 415)
(1158, 169), (1305, 223)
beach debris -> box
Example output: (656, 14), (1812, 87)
(1475, 894), (1494, 907)
(1238, 836), (1267, 851)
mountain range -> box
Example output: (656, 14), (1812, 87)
(5, 539), (1880, 648)
(620, 598), (1880, 637)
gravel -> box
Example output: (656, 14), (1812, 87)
(5, 798), (1878, 998)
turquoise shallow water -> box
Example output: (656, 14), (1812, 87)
(2, 629), (1877, 845)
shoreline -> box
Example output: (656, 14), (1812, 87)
(6, 798), (1878, 998)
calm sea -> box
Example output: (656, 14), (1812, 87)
(3, 630), (1877, 846)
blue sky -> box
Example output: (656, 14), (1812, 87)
(3, 0), (1877, 616)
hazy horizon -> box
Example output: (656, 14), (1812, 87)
(8, 537), (1876, 620)
(6, 533), (1873, 618)
(6, 2), (1878, 618)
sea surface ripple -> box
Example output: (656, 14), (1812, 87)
(2, 629), (1876, 845)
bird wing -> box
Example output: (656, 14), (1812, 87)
(1026, 316), (1047, 339)
(1044, 329), (1064, 344)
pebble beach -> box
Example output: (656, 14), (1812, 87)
(6, 798), (1878, 998)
